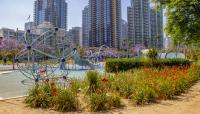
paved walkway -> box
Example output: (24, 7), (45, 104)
(0, 64), (18, 71)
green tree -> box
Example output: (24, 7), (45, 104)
(77, 46), (85, 57)
(151, 0), (200, 45)
(0, 38), (22, 69)
(147, 48), (158, 62)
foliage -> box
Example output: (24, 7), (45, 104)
(85, 71), (123, 111)
(108, 94), (123, 108)
(147, 48), (158, 61)
(24, 84), (52, 108)
(89, 92), (109, 111)
(0, 38), (22, 57)
(0, 38), (22, 69)
(86, 70), (99, 94)
(53, 88), (79, 112)
(77, 46), (86, 57)
(109, 72), (135, 98)
(132, 84), (157, 105)
(25, 81), (79, 112)
(106, 58), (191, 73)
(110, 65), (200, 105)
(151, 0), (200, 45)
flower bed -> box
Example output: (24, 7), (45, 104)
(25, 64), (200, 112)
(108, 65), (200, 104)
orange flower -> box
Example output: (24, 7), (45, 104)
(101, 78), (108, 82)
(51, 89), (57, 96)
(95, 88), (102, 94)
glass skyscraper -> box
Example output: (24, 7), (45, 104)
(34, 0), (67, 30)
(128, 0), (151, 48)
(150, 8), (163, 49)
(82, 6), (90, 48)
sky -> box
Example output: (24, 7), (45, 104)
(0, 0), (130, 30)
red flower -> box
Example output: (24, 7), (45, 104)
(51, 89), (57, 96)
(39, 69), (46, 75)
(95, 88), (102, 94)
(101, 78), (108, 82)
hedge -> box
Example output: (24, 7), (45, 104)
(105, 58), (191, 73)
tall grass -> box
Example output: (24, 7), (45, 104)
(25, 84), (52, 108)
(53, 88), (79, 112)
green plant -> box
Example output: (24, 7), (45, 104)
(87, 70), (99, 94)
(132, 84), (157, 105)
(89, 93), (109, 111)
(109, 73), (135, 98)
(156, 77), (175, 99)
(69, 79), (82, 94)
(105, 58), (191, 73)
(25, 84), (52, 108)
(53, 88), (79, 112)
(108, 94), (123, 108)
(147, 48), (158, 61)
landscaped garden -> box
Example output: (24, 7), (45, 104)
(24, 57), (200, 112)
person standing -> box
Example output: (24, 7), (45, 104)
(3, 56), (7, 65)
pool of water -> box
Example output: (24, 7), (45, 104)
(0, 67), (104, 99)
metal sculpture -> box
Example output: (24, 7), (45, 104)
(15, 28), (93, 85)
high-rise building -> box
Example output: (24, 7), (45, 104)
(150, 8), (163, 49)
(89, 0), (122, 49)
(82, 6), (90, 48)
(67, 27), (82, 47)
(121, 19), (128, 49)
(128, 0), (151, 48)
(34, 0), (68, 30)
(128, 0), (164, 49)
(0, 28), (29, 43)
(25, 22), (35, 31)
(0, 28), (16, 39)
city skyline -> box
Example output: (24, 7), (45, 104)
(88, 0), (122, 48)
(34, 0), (68, 30)
(0, 0), (130, 30)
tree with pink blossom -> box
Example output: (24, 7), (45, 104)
(0, 38), (22, 69)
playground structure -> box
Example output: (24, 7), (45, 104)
(15, 28), (94, 85)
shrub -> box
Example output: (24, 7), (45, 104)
(132, 84), (157, 105)
(106, 58), (191, 73)
(69, 79), (82, 94)
(147, 48), (158, 61)
(86, 70), (99, 94)
(89, 93), (109, 111)
(25, 84), (52, 108)
(53, 88), (79, 112)
(156, 77), (175, 99)
(108, 94), (123, 108)
(109, 73), (135, 98)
